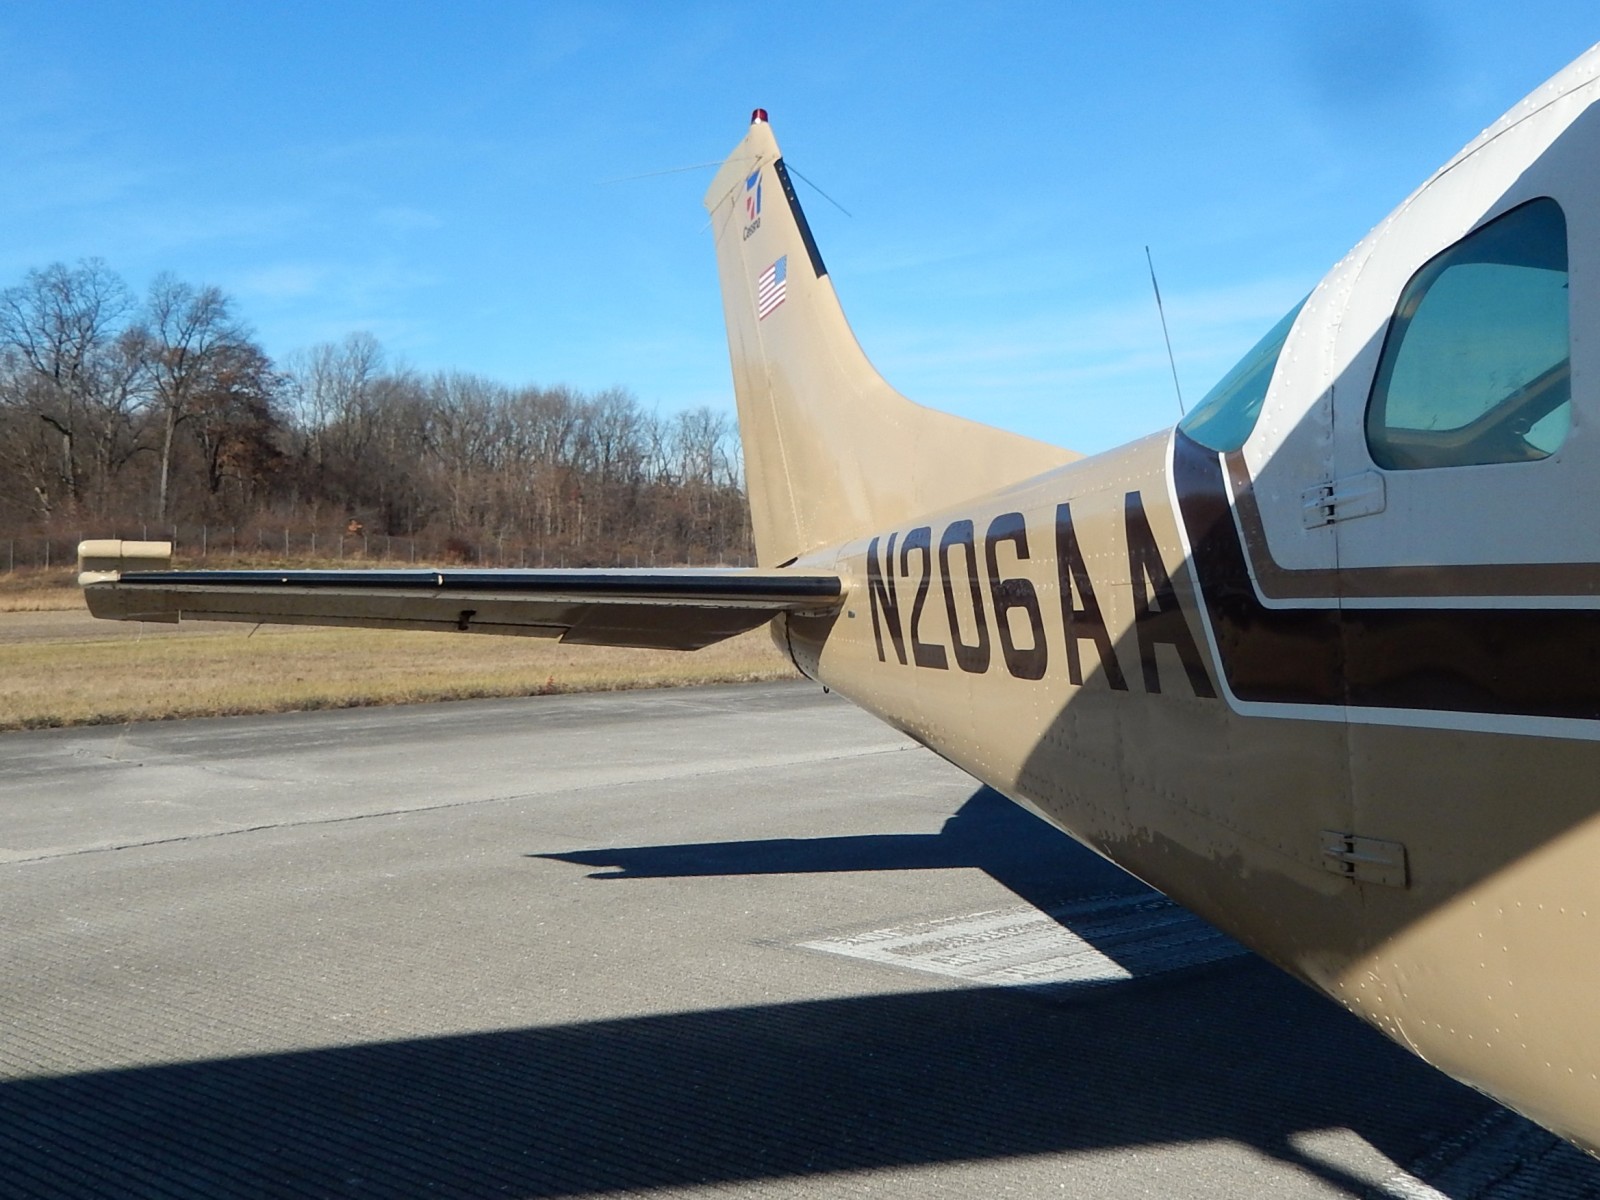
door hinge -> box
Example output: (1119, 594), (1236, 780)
(1320, 830), (1409, 888)
(1302, 470), (1386, 528)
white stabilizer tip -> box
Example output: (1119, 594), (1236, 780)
(77, 539), (173, 586)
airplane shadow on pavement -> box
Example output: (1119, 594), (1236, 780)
(6, 788), (1592, 1198)
(535, 784), (1140, 915)
(0, 952), (1530, 1199)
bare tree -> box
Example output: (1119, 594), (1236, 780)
(0, 258), (754, 565)
(427, 371), (506, 532)
(131, 275), (252, 522)
(285, 333), (383, 482)
(0, 260), (135, 517)
(188, 341), (285, 515)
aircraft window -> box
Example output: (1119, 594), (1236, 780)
(1366, 198), (1570, 470)
(1178, 299), (1306, 452)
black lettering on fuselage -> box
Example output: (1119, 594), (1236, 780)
(984, 512), (1047, 681)
(899, 526), (948, 670)
(867, 532), (906, 664)
(861, 499), (1217, 702)
(1124, 492), (1216, 698)
(1055, 502), (1127, 689)
(938, 520), (992, 673)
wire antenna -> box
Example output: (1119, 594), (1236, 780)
(599, 161), (725, 186)
(786, 163), (853, 217)
(1145, 246), (1185, 416)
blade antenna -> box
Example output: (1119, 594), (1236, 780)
(1145, 246), (1185, 416)
(786, 163), (852, 218)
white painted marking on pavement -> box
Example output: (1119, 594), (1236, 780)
(800, 892), (1248, 989)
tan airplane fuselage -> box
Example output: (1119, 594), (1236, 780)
(694, 47), (1600, 1156)
(775, 427), (1600, 1154)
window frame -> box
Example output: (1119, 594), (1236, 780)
(1363, 197), (1571, 472)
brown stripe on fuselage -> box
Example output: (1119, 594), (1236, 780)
(1176, 433), (1600, 720)
(1222, 451), (1600, 600)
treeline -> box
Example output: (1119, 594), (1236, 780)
(0, 260), (751, 568)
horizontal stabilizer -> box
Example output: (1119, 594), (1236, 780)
(77, 542), (841, 651)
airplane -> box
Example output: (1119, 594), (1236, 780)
(78, 44), (1600, 1156)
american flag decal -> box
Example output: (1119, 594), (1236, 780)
(757, 255), (787, 320)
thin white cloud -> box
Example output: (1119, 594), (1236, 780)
(373, 206), (444, 233)
(868, 274), (1308, 378)
(120, 200), (313, 253)
(233, 263), (330, 300)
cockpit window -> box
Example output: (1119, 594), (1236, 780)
(1178, 300), (1306, 452)
(1366, 198), (1570, 470)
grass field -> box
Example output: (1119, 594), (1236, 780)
(0, 568), (79, 613)
(0, 571), (799, 729)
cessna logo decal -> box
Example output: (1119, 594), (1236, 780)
(742, 169), (763, 240)
(865, 496), (1215, 697)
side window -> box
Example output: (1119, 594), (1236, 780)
(1366, 198), (1570, 470)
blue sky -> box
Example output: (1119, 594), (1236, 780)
(0, 3), (1594, 454)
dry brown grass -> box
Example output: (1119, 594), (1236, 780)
(0, 568), (80, 612)
(0, 590), (80, 613)
(0, 607), (798, 730)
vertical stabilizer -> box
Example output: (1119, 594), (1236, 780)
(705, 113), (1077, 566)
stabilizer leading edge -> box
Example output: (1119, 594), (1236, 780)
(77, 541), (841, 650)
(704, 113), (1077, 567)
